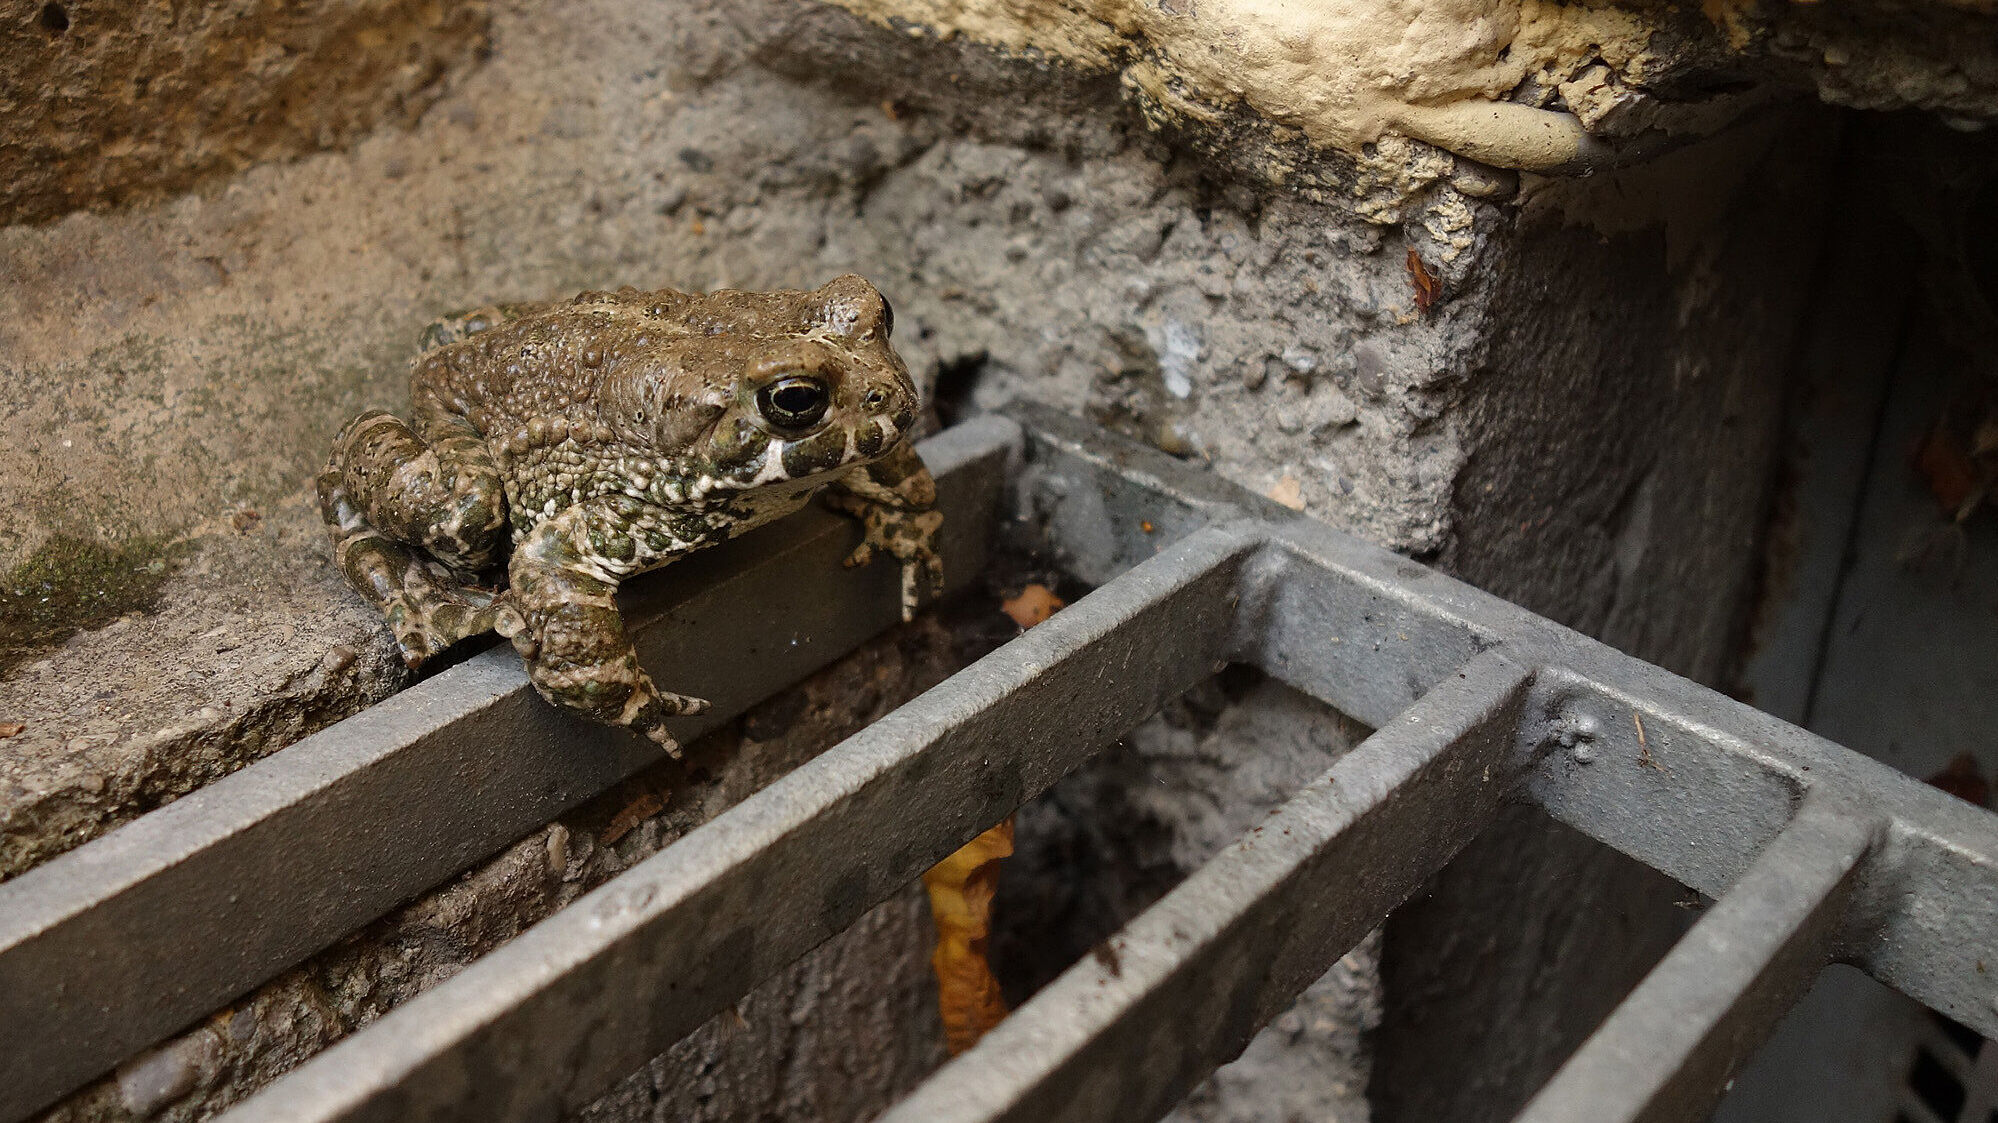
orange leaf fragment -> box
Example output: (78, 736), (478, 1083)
(1266, 475), (1305, 511)
(600, 791), (664, 846)
(1001, 584), (1064, 630)
(923, 817), (1016, 1055)
(0, 723), (22, 739)
(1913, 423), (1979, 517)
(1927, 753), (1990, 808)
(1406, 247), (1441, 314)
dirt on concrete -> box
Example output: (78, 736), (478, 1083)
(0, 0), (491, 226)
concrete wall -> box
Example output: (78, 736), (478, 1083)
(1371, 114), (1835, 1122)
(0, 0), (492, 226)
(0, 0), (1883, 1118)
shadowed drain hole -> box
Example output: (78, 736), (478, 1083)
(1935, 1010), (1986, 1057)
(1967, 172), (1998, 318)
(38, 2), (68, 32)
(1908, 1046), (1966, 1119)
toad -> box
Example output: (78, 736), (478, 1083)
(317, 275), (942, 755)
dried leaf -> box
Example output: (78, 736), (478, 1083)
(923, 817), (1015, 1054)
(1406, 247), (1441, 314)
(0, 723), (22, 739)
(1974, 414), (1998, 459)
(1913, 424), (1979, 516)
(1927, 753), (1990, 808)
(600, 791), (664, 846)
(1001, 584), (1064, 630)
(1266, 475), (1305, 511)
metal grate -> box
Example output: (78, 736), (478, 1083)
(5, 407), (1997, 1123)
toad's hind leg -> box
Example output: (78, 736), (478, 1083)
(319, 410), (515, 667)
(318, 469), (516, 667)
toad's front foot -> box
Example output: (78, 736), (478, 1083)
(837, 502), (945, 623)
(508, 518), (710, 755)
(509, 620), (710, 758)
(824, 440), (946, 623)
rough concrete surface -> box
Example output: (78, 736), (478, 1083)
(0, 0), (492, 226)
(0, 491), (410, 877)
(1449, 115), (1828, 684)
(1373, 115), (1837, 1123)
(3, 0), (1481, 878)
(807, 0), (1998, 179)
(0, 0), (1899, 1118)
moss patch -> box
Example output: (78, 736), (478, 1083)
(0, 534), (185, 676)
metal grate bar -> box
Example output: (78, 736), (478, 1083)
(1512, 665), (1998, 1036)
(218, 525), (1262, 1123)
(0, 420), (1015, 1123)
(1514, 797), (1881, 1123)
(218, 405), (1998, 1123)
(876, 650), (1534, 1123)
(1234, 539), (1501, 731)
(12, 406), (1998, 1123)
(1208, 491), (1998, 1039)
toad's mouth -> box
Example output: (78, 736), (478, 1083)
(727, 419), (904, 490)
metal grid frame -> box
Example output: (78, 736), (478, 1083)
(5, 408), (1996, 1123)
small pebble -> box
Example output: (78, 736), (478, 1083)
(545, 823), (570, 879)
(116, 1043), (198, 1118)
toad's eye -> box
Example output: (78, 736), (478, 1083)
(756, 375), (831, 432)
(880, 295), (894, 338)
